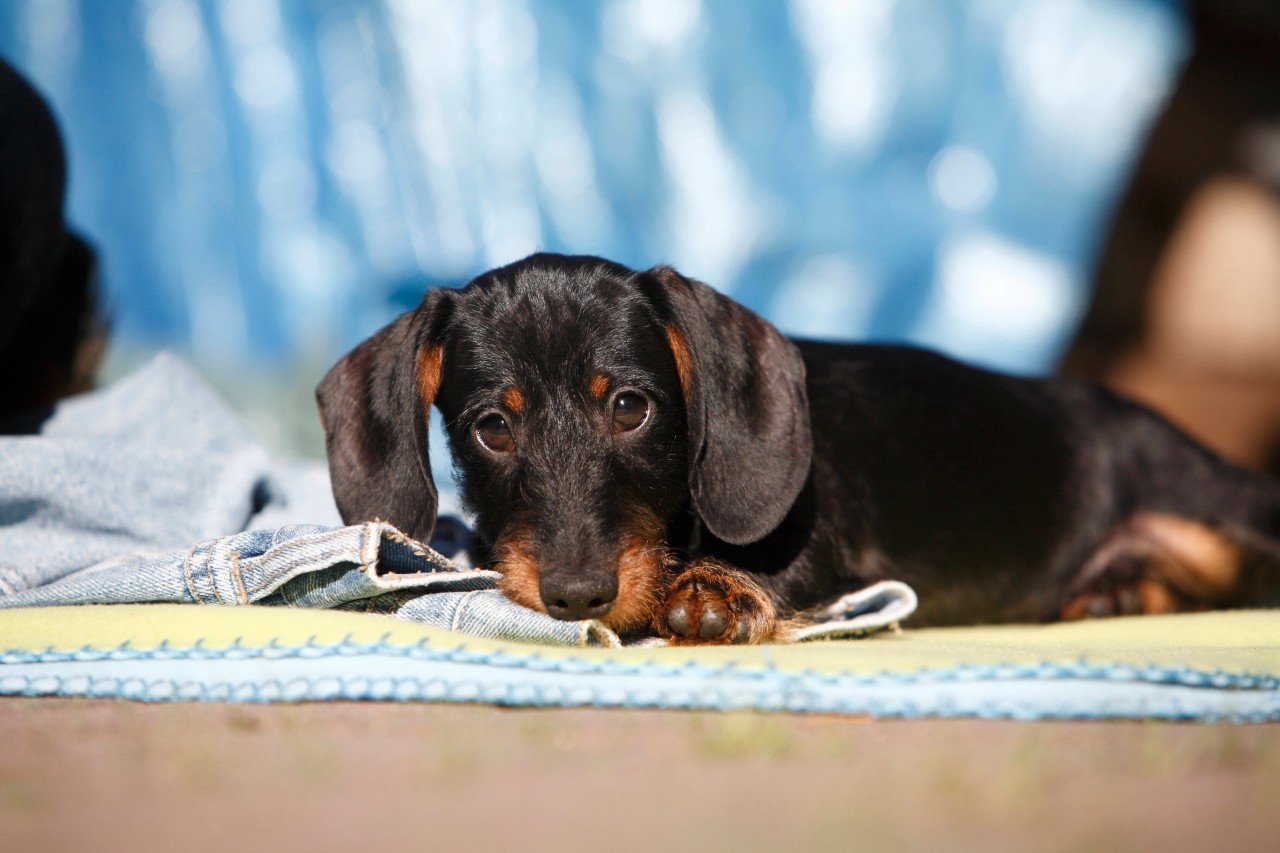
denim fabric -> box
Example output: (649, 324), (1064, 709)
(0, 520), (618, 646)
(0, 355), (914, 646)
(0, 353), (341, 594)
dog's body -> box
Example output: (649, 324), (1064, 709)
(319, 254), (1280, 642)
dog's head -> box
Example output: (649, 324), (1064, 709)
(317, 254), (811, 632)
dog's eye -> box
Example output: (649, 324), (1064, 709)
(612, 392), (649, 433)
(476, 414), (514, 453)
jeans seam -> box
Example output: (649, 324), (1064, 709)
(450, 590), (484, 633)
(182, 547), (201, 604)
(230, 552), (249, 605)
(359, 524), (370, 574)
(205, 543), (226, 606)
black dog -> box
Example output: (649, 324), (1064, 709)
(0, 58), (100, 431)
(318, 254), (1280, 643)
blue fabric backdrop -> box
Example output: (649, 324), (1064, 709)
(0, 0), (1186, 376)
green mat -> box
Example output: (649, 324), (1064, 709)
(2, 605), (1278, 721)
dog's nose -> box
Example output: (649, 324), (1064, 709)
(540, 571), (617, 621)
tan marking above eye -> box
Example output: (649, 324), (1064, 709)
(589, 373), (610, 399)
(503, 386), (525, 415)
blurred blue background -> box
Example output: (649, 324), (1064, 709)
(0, 0), (1188, 455)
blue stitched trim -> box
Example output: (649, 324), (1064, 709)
(2, 637), (1277, 691)
(0, 668), (1276, 722)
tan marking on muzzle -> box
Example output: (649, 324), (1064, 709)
(493, 523), (544, 614)
(600, 516), (675, 634)
(492, 514), (673, 633)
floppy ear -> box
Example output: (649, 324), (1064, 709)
(640, 266), (812, 545)
(316, 290), (454, 543)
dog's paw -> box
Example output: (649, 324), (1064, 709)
(655, 561), (777, 645)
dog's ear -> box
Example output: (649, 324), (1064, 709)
(640, 266), (812, 545)
(316, 290), (454, 543)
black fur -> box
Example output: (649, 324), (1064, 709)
(319, 253), (1280, 634)
(0, 58), (100, 430)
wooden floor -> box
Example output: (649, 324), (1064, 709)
(1, 699), (1277, 852)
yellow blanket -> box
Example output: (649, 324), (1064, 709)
(2, 605), (1278, 720)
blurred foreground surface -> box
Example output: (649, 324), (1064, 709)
(1, 698), (1277, 852)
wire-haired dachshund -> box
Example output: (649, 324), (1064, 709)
(317, 254), (1280, 643)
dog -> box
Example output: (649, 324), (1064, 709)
(317, 253), (1280, 643)
(0, 58), (101, 432)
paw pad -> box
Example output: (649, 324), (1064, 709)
(657, 565), (775, 645)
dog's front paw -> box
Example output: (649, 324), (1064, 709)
(656, 561), (777, 645)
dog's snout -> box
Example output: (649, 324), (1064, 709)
(540, 570), (617, 621)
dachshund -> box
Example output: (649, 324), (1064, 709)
(317, 254), (1280, 643)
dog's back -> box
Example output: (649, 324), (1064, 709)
(788, 341), (1280, 624)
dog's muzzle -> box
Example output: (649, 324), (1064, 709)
(539, 568), (617, 621)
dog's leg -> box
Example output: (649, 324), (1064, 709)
(654, 559), (778, 644)
(1059, 552), (1196, 618)
(1059, 513), (1243, 619)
